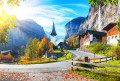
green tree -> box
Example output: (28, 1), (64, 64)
(25, 38), (39, 59)
(117, 17), (120, 46)
(87, 0), (118, 6)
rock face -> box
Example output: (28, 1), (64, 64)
(65, 2), (120, 39)
(78, 3), (119, 33)
(65, 17), (85, 39)
(0, 19), (45, 51)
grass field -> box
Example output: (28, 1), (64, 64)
(58, 50), (74, 61)
(17, 58), (57, 64)
(72, 60), (120, 81)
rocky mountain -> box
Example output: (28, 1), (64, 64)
(65, 2), (120, 39)
(78, 3), (119, 33)
(0, 19), (45, 51)
(65, 17), (85, 39)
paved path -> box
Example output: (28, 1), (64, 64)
(68, 50), (105, 60)
(0, 50), (103, 81)
(0, 50), (104, 72)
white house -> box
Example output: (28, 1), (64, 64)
(56, 38), (64, 46)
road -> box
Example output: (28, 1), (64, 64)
(0, 50), (104, 72)
(68, 50), (105, 60)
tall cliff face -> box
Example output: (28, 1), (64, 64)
(0, 19), (45, 51)
(65, 2), (120, 39)
(78, 3), (119, 33)
(65, 17), (85, 39)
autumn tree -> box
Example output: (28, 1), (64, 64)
(38, 35), (49, 55)
(73, 43), (78, 49)
(25, 36), (53, 58)
(0, 0), (24, 45)
(48, 41), (54, 52)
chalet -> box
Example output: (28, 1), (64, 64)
(102, 22), (119, 46)
(80, 30), (107, 47)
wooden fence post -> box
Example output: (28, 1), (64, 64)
(89, 58), (90, 62)
(112, 56), (113, 60)
(100, 58), (101, 63)
(84, 57), (88, 62)
(71, 59), (73, 70)
(106, 57), (107, 63)
(49, 58), (50, 62)
(56, 57), (58, 61)
(92, 65), (94, 69)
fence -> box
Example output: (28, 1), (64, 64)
(87, 55), (114, 63)
(71, 59), (120, 75)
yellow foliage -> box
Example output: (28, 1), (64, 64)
(8, 50), (11, 56)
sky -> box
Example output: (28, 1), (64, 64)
(4, 0), (91, 37)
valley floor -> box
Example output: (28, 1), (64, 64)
(0, 50), (104, 81)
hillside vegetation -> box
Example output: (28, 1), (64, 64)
(85, 42), (113, 56)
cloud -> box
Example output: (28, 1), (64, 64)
(61, 4), (89, 8)
(8, 0), (78, 37)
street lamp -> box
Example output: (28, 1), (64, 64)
(89, 34), (96, 62)
(93, 37), (96, 62)
(66, 41), (68, 49)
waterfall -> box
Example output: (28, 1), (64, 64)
(98, 5), (101, 31)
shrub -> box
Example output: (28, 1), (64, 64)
(112, 46), (120, 60)
(86, 42), (112, 56)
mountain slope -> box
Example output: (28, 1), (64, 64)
(65, 17), (85, 39)
(78, 4), (119, 33)
(0, 19), (45, 51)
(66, 3), (120, 39)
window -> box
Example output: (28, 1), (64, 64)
(112, 36), (114, 39)
(115, 35), (117, 39)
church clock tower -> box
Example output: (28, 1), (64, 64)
(50, 19), (57, 45)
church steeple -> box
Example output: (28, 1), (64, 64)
(50, 19), (57, 36)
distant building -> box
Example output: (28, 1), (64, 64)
(102, 22), (119, 46)
(80, 30), (106, 46)
(56, 38), (64, 46)
(50, 20), (57, 45)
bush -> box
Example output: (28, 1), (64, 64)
(112, 46), (120, 60)
(86, 42), (112, 56)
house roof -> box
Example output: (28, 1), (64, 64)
(80, 30), (106, 37)
(87, 30), (106, 36)
(102, 22), (117, 31)
(50, 20), (57, 36)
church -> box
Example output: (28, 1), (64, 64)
(50, 20), (64, 45)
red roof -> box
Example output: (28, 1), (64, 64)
(102, 22), (117, 31)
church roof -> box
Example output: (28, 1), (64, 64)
(50, 20), (57, 36)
